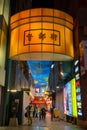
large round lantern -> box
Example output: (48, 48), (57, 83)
(10, 8), (74, 61)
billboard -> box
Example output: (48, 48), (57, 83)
(74, 60), (83, 117)
(65, 81), (72, 116)
(63, 87), (67, 114)
(64, 78), (77, 117)
(71, 78), (77, 117)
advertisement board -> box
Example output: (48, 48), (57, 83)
(74, 60), (83, 117)
(71, 78), (77, 117)
(65, 82), (72, 116)
(63, 87), (67, 114)
(64, 78), (77, 117)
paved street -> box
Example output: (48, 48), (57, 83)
(0, 113), (86, 130)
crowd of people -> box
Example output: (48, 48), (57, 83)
(25, 104), (59, 124)
(25, 105), (47, 120)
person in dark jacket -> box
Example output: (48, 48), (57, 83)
(50, 107), (54, 121)
(41, 107), (46, 120)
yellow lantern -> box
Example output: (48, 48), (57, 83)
(10, 8), (74, 61)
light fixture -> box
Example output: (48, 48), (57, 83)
(60, 71), (64, 76)
(51, 64), (54, 69)
(74, 60), (79, 66)
(10, 8), (74, 61)
(56, 86), (59, 89)
(7, 89), (17, 93)
(52, 90), (55, 92)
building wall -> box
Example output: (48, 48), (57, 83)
(55, 90), (65, 120)
(81, 74), (87, 120)
(0, 0), (10, 126)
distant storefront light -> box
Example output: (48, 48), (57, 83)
(7, 89), (18, 93)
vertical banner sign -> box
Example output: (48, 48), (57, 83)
(63, 87), (67, 114)
(74, 60), (83, 117)
(71, 78), (77, 117)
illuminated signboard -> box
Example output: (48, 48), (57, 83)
(64, 79), (77, 117)
(71, 78), (77, 117)
(77, 102), (82, 109)
(74, 60), (83, 117)
(41, 87), (45, 93)
(65, 82), (72, 116)
(35, 88), (40, 93)
(63, 87), (67, 114)
(35, 87), (45, 97)
(76, 94), (81, 101)
(76, 80), (80, 86)
(75, 66), (79, 73)
(76, 88), (81, 93)
(35, 93), (44, 97)
(75, 73), (80, 80)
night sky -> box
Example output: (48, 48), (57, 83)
(10, 0), (78, 17)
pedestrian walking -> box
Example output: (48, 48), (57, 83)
(41, 107), (46, 120)
(50, 106), (54, 121)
